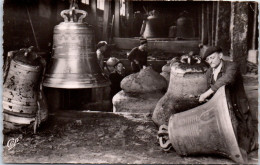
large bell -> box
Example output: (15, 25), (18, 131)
(43, 7), (110, 89)
(152, 55), (208, 126)
(176, 11), (195, 38)
(141, 10), (167, 38)
(168, 86), (245, 163)
(3, 48), (44, 132)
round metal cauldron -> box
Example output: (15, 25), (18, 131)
(43, 7), (110, 88)
(3, 55), (43, 130)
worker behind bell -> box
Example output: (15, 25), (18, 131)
(104, 57), (120, 76)
(176, 11), (195, 39)
(96, 41), (109, 69)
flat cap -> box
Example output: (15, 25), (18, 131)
(96, 41), (107, 49)
(106, 57), (120, 67)
(202, 46), (222, 60)
(140, 38), (148, 45)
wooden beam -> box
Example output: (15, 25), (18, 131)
(201, 3), (208, 45)
(230, 2), (249, 73)
(114, 0), (120, 37)
(215, 2), (231, 56)
(90, 0), (97, 42)
(212, 2), (217, 46)
(198, 5), (201, 41)
(102, 0), (111, 41)
(252, 2), (257, 49)
(113, 37), (200, 54)
(207, 3), (212, 46)
(125, 0), (133, 37)
(215, 1), (220, 46)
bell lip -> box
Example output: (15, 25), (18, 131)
(222, 86), (246, 163)
(4, 120), (28, 133)
(42, 82), (111, 89)
(3, 109), (36, 118)
(3, 112), (35, 125)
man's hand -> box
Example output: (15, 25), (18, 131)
(199, 88), (214, 102)
(199, 93), (209, 102)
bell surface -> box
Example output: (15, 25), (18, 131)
(3, 58), (42, 131)
(152, 56), (208, 126)
(143, 13), (167, 38)
(43, 9), (110, 89)
(43, 51), (110, 89)
(168, 86), (245, 163)
(176, 16), (195, 38)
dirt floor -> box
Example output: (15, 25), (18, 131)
(2, 74), (258, 164)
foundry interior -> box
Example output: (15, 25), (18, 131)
(2, 0), (259, 164)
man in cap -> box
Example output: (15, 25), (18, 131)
(127, 38), (148, 73)
(199, 46), (257, 154)
(96, 41), (110, 69)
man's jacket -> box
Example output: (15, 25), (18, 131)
(205, 60), (255, 153)
(205, 60), (249, 121)
(127, 47), (148, 67)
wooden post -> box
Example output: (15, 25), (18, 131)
(201, 3), (208, 45)
(114, 0), (120, 37)
(215, 1), (220, 46)
(207, 3), (212, 46)
(215, 1), (231, 56)
(102, 0), (111, 41)
(198, 5), (201, 41)
(90, 0), (97, 43)
(125, 0), (133, 37)
(212, 1), (217, 46)
(230, 2), (249, 73)
(252, 2), (257, 49)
